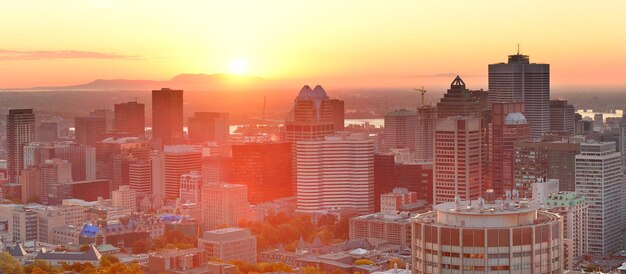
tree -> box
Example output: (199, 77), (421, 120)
(584, 264), (601, 272)
(331, 269), (349, 274)
(24, 259), (60, 274)
(354, 259), (375, 266)
(301, 266), (325, 274)
(0, 252), (25, 274)
(132, 239), (150, 254)
(387, 257), (406, 269)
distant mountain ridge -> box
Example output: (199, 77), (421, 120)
(34, 73), (265, 91)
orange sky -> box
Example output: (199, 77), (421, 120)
(1, 1), (625, 89)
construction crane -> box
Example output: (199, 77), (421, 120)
(414, 86), (427, 107)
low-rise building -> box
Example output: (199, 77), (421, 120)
(198, 227), (257, 264)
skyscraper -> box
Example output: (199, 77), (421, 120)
(549, 100), (576, 134)
(231, 142), (293, 204)
(164, 145), (201, 200)
(152, 88), (184, 146)
(489, 52), (550, 139)
(383, 109), (417, 154)
(74, 115), (106, 146)
(546, 138), (582, 192)
(436, 76), (481, 119)
(575, 141), (623, 254)
(295, 134), (374, 214)
(415, 105), (435, 162)
(114, 101), (145, 137)
(490, 102), (530, 195)
(202, 183), (248, 230)
(513, 141), (548, 197)
(433, 116), (485, 204)
(545, 191), (588, 262)
(330, 99), (345, 131)
(188, 112), (230, 144)
(7, 109), (36, 184)
(284, 85), (335, 142)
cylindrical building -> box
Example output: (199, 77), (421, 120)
(412, 196), (563, 273)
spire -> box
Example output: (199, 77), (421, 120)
(450, 75), (466, 89)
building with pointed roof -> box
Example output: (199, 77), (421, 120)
(436, 76), (482, 119)
(285, 85), (336, 142)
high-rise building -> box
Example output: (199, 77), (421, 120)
(284, 85), (335, 142)
(549, 100), (576, 134)
(152, 88), (184, 146)
(164, 145), (201, 200)
(188, 112), (230, 144)
(489, 53), (550, 139)
(37, 122), (59, 142)
(128, 159), (152, 196)
(395, 162), (433, 204)
(415, 105), (435, 162)
(490, 102), (530, 195)
(436, 76), (481, 119)
(575, 141), (623, 254)
(619, 121), (626, 169)
(112, 185), (137, 213)
(201, 156), (232, 186)
(513, 141), (549, 197)
(296, 134), (374, 214)
(412, 196), (564, 274)
(384, 109), (417, 154)
(546, 138), (582, 192)
(330, 99), (345, 131)
(180, 171), (202, 204)
(74, 115), (106, 146)
(231, 142), (293, 204)
(7, 109), (36, 184)
(54, 142), (97, 182)
(114, 101), (145, 137)
(545, 191), (588, 263)
(202, 183), (248, 230)
(22, 158), (74, 205)
(433, 117), (485, 203)
(96, 137), (151, 191)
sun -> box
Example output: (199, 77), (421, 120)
(229, 59), (248, 75)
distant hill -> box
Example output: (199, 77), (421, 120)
(35, 73), (265, 91)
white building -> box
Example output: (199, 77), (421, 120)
(531, 178), (560, 203)
(545, 191), (588, 269)
(412, 195), (563, 273)
(575, 141), (623, 254)
(180, 171), (202, 204)
(198, 227), (257, 264)
(112, 185), (137, 213)
(295, 134), (374, 215)
(202, 183), (248, 230)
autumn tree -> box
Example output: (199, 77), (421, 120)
(0, 252), (25, 274)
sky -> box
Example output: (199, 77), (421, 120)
(1, 1), (625, 89)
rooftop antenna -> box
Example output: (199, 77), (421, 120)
(517, 43), (520, 55)
(414, 86), (427, 107)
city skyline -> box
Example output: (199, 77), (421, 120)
(1, 1), (626, 89)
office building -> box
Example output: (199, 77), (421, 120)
(7, 109), (36, 184)
(412, 196), (563, 273)
(436, 76), (481, 119)
(433, 116), (485, 203)
(415, 105), (435, 162)
(384, 109), (417, 155)
(152, 88), (184, 146)
(202, 183), (248, 230)
(180, 171), (202, 204)
(295, 135), (374, 214)
(164, 145), (202, 200)
(531, 178), (559, 203)
(21, 158), (72, 205)
(114, 101), (145, 137)
(112, 185), (137, 213)
(75, 115), (107, 146)
(380, 188), (420, 214)
(198, 227), (257, 264)
(545, 192), (588, 263)
(231, 142), (292, 204)
(349, 212), (412, 250)
(575, 141), (623, 254)
(489, 52), (550, 139)
(96, 137), (151, 191)
(491, 102), (530, 195)
(284, 85), (335, 142)
(546, 138), (581, 192)
(330, 99), (345, 131)
(37, 122), (59, 142)
(513, 141), (548, 198)
(549, 100), (576, 134)
(201, 155), (232, 185)
(55, 142), (97, 181)
(188, 112), (230, 144)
